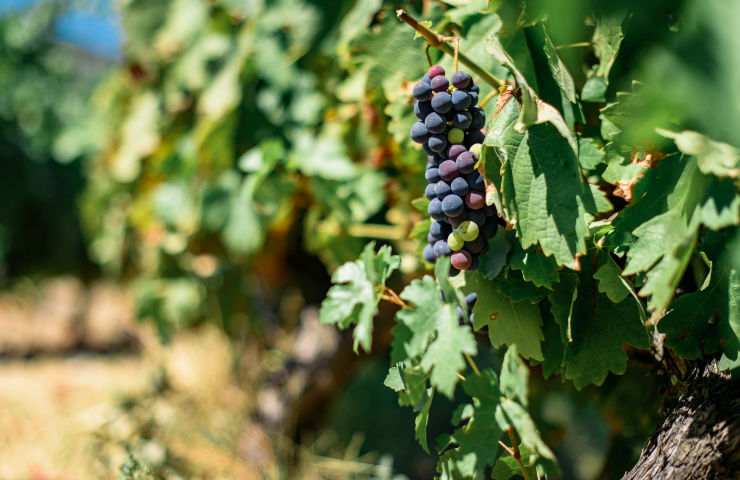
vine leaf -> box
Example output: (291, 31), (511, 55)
(485, 34), (577, 154)
(657, 129), (740, 180)
(491, 444), (535, 480)
(509, 240), (560, 290)
(319, 241), (400, 352)
(462, 271), (544, 361)
(594, 257), (630, 303)
(582, 12), (625, 102)
(499, 344), (529, 407)
(415, 388), (434, 453)
(541, 25), (576, 103)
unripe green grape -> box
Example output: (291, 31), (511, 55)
(448, 231), (464, 251)
(457, 220), (479, 242)
(448, 128), (464, 144)
(469, 143), (482, 158)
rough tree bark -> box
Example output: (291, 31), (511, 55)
(622, 359), (740, 480)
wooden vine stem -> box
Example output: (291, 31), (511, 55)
(396, 9), (505, 88)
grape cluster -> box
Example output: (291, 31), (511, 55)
(411, 65), (498, 276)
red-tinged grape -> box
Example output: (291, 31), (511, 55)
(456, 151), (477, 174)
(446, 144), (467, 161)
(465, 190), (485, 210)
(451, 250), (472, 270)
(438, 160), (460, 182)
(428, 65), (445, 79)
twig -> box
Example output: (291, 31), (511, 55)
(463, 352), (480, 375)
(507, 427), (531, 480)
(425, 44), (433, 67)
(498, 440), (516, 457)
(555, 41), (592, 50)
(396, 9), (504, 88)
(478, 88), (498, 108)
(456, 372), (466, 382)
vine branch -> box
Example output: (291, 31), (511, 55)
(396, 9), (505, 88)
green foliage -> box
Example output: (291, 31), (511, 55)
(317, 0), (740, 477)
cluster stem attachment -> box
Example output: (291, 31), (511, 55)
(396, 9), (504, 88)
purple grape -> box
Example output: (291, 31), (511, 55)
(469, 254), (480, 271)
(446, 144), (467, 161)
(456, 151), (478, 174)
(441, 194), (464, 217)
(427, 232), (436, 243)
(428, 65), (445, 79)
(465, 235), (487, 254)
(410, 122), (430, 144)
(430, 220), (452, 239)
(431, 75), (449, 93)
(425, 112), (447, 134)
(423, 244), (436, 263)
(424, 183), (437, 200)
(415, 100), (433, 120)
(466, 82), (480, 94)
(428, 198), (445, 221)
(427, 154), (442, 166)
(433, 240), (451, 257)
(468, 209), (487, 226)
(434, 180), (451, 199)
(467, 171), (485, 191)
(428, 134), (447, 152)
(465, 190), (485, 210)
(425, 167), (441, 184)
(431, 92), (452, 113)
(422, 73), (431, 84)
(413, 82), (433, 100)
(468, 91), (479, 107)
(451, 90), (471, 110)
(452, 111), (472, 129)
(466, 130), (486, 146)
(451, 176), (469, 197)
(448, 212), (467, 228)
(451, 71), (472, 89)
(482, 220), (498, 239)
(438, 160), (460, 182)
(451, 250), (472, 270)
(449, 265), (461, 277)
(470, 107), (486, 130)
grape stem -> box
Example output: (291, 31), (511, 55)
(396, 9), (504, 88)
(506, 427), (532, 480)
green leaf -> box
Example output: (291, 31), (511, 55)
(581, 12), (625, 102)
(491, 444), (535, 480)
(657, 129), (740, 179)
(396, 276), (448, 359)
(319, 242), (400, 352)
(384, 364), (405, 392)
(509, 240), (560, 289)
(486, 35), (578, 154)
(496, 269), (549, 303)
(541, 25), (576, 103)
(500, 345), (529, 406)
(594, 257), (630, 303)
(478, 233), (512, 279)
(463, 271), (544, 360)
(420, 304), (478, 398)
(498, 399), (558, 473)
(578, 137), (607, 170)
(415, 388), (434, 453)
(562, 260), (651, 388)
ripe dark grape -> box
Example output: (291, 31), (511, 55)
(431, 92), (452, 113)
(425, 112), (447, 134)
(451, 71), (472, 89)
(441, 194), (464, 217)
(438, 160), (460, 182)
(431, 75), (449, 93)
(424, 183), (437, 200)
(425, 167), (441, 183)
(410, 122), (430, 144)
(430, 220), (451, 239)
(467, 171), (485, 191)
(409, 67), (498, 275)
(451, 90), (471, 111)
(428, 134), (447, 152)
(415, 100), (433, 120)
(468, 209), (487, 226)
(450, 176), (469, 197)
(446, 144), (467, 161)
(452, 111), (472, 129)
(456, 151), (477, 174)
(465, 190), (485, 210)
(434, 180), (451, 199)
(433, 240), (451, 257)
(465, 292), (478, 309)
(423, 244), (436, 263)
(413, 82), (433, 101)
